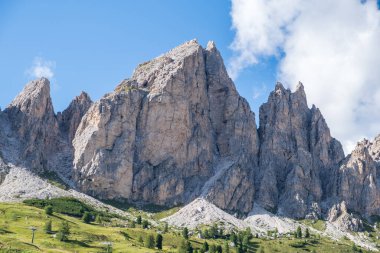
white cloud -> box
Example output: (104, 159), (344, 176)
(229, 0), (380, 153)
(27, 57), (56, 79)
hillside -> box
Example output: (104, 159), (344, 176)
(0, 201), (374, 253)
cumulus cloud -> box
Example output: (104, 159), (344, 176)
(229, 0), (380, 153)
(27, 57), (56, 79)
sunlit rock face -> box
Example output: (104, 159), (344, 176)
(1, 40), (379, 225)
(72, 40), (259, 213)
(333, 138), (380, 217)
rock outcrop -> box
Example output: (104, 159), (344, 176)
(256, 82), (345, 219)
(72, 40), (259, 212)
(327, 201), (363, 232)
(4, 78), (60, 171)
(333, 138), (380, 217)
(58, 92), (92, 144)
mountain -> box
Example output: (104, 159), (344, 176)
(0, 40), (379, 230)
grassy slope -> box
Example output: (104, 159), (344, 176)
(0, 203), (374, 253)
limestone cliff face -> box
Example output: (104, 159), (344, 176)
(72, 40), (259, 212)
(58, 92), (93, 144)
(1, 40), (380, 222)
(256, 82), (345, 219)
(5, 78), (60, 171)
(334, 138), (380, 217)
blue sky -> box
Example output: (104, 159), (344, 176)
(2, 0), (380, 153)
(0, 0), (275, 115)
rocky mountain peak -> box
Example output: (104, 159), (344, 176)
(58, 91), (93, 143)
(206, 40), (217, 51)
(361, 134), (380, 162)
(275, 81), (285, 91)
(4, 78), (59, 171)
(72, 41), (259, 213)
(8, 77), (53, 119)
(257, 83), (344, 218)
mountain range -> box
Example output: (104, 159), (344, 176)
(0, 39), (379, 237)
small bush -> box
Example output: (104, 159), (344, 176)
(82, 211), (92, 223)
(45, 205), (53, 215)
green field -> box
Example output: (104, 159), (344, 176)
(0, 200), (374, 253)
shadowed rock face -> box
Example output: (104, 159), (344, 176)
(256, 82), (345, 218)
(58, 92), (93, 144)
(1, 40), (379, 222)
(72, 40), (259, 212)
(4, 78), (60, 171)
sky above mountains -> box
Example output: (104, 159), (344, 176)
(0, 0), (379, 153)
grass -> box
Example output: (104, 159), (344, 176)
(23, 197), (123, 221)
(302, 219), (326, 231)
(0, 201), (375, 253)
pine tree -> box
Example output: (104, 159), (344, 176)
(203, 228), (210, 239)
(202, 241), (209, 252)
(182, 227), (189, 239)
(156, 233), (163, 250)
(44, 220), (52, 234)
(142, 219), (149, 229)
(296, 226), (302, 238)
(82, 211), (91, 223)
(210, 224), (218, 238)
(178, 239), (193, 253)
(57, 221), (70, 241)
(44, 205), (53, 215)
(305, 228), (310, 238)
(224, 241), (230, 253)
(145, 234), (155, 248)
(216, 245), (222, 253)
(95, 214), (102, 224)
(242, 235), (249, 252)
(230, 231), (237, 246)
(136, 215), (142, 224)
(164, 222), (169, 233)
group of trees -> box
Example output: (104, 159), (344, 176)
(178, 239), (231, 253)
(138, 233), (163, 250)
(135, 215), (150, 229)
(44, 205), (70, 242)
(294, 226), (310, 239)
(200, 224), (225, 239)
(178, 225), (253, 253)
(44, 219), (71, 242)
(45, 204), (101, 225)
